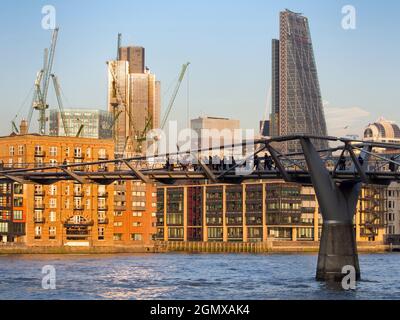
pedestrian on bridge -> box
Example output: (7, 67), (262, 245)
(264, 154), (273, 171)
(339, 155), (346, 170)
(389, 156), (398, 172)
(254, 154), (260, 171)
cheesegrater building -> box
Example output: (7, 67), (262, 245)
(270, 9), (329, 153)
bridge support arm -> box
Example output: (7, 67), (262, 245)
(300, 138), (361, 281)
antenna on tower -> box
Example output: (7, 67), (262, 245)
(117, 33), (122, 60)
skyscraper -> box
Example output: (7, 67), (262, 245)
(270, 10), (328, 153)
(108, 45), (161, 156)
(119, 46), (145, 74)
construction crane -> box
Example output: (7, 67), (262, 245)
(51, 74), (70, 136)
(28, 27), (59, 135)
(107, 61), (136, 155)
(160, 62), (190, 129)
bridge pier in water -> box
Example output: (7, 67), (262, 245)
(299, 138), (370, 282)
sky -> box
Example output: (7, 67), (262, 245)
(0, 0), (399, 137)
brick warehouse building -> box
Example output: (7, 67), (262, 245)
(155, 181), (387, 244)
(0, 131), (156, 248)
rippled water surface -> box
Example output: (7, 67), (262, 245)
(0, 253), (399, 300)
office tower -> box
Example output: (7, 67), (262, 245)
(49, 109), (114, 139)
(190, 116), (240, 156)
(259, 120), (270, 137)
(119, 46), (145, 74)
(108, 46), (161, 156)
(270, 10), (328, 153)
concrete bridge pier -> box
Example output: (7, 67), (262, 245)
(299, 138), (370, 282)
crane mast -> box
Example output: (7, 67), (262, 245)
(160, 62), (190, 129)
(51, 74), (69, 136)
(29, 27), (59, 135)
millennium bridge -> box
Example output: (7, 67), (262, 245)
(1, 134), (400, 282)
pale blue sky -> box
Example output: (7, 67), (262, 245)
(0, 0), (399, 137)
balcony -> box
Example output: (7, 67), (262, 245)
(74, 154), (84, 160)
(34, 204), (45, 210)
(34, 150), (46, 157)
(98, 154), (109, 160)
(34, 190), (45, 196)
(98, 206), (108, 211)
(98, 192), (108, 198)
(34, 217), (46, 224)
(73, 191), (84, 197)
(98, 218), (109, 224)
(63, 220), (94, 227)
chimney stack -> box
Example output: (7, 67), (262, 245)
(20, 119), (28, 135)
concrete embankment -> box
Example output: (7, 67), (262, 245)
(153, 241), (390, 254)
(0, 245), (155, 254)
(0, 241), (391, 254)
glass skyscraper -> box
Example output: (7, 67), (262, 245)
(49, 109), (113, 139)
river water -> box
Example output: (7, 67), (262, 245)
(0, 253), (399, 300)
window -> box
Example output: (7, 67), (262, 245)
(49, 159), (57, 166)
(13, 210), (23, 220)
(132, 212), (143, 217)
(49, 185), (57, 196)
(98, 227), (105, 240)
(13, 197), (23, 207)
(132, 222), (142, 227)
(17, 145), (24, 155)
(49, 211), (56, 222)
(114, 211), (123, 217)
(9, 146), (14, 156)
(13, 184), (23, 195)
(74, 147), (82, 158)
(113, 233), (122, 241)
(49, 226), (56, 239)
(35, 226), (42, 239)
(86, 148), (91, 158)
(65, 147), (70, 157)
(131, 233), (142, 241)
(49, 146), (57, 156)
(114, 222), (123, 227)
(49, 198), (57, 209)
(0, 222), (8, 233)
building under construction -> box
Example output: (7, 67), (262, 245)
(269, 10), (329, 153)
(107, 38), (161, 157)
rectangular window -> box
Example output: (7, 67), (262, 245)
(13, 197), (23, 207)
(113, 221), (123, 227)
(131, 233), (143, 241)
(132, 212), (143, 217)
(35, 226), (42, 239)
(13, 210), (23, 220)
(49, 146), (57, 156)
(113, 233), (122, 241)
(0, 222), (8, 233)
(132, 222), (142, 227)
(49, 185), (57, 196)
(49, 226), (56, 239)
(17, 145), (24, 155)
(9, 146), (14, 156)
(49, 198), (57, 209)
(49, 211), (56, 222)
(98, 227), (105, 240)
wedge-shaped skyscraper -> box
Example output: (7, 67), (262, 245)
(270, 9), (328, 153)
